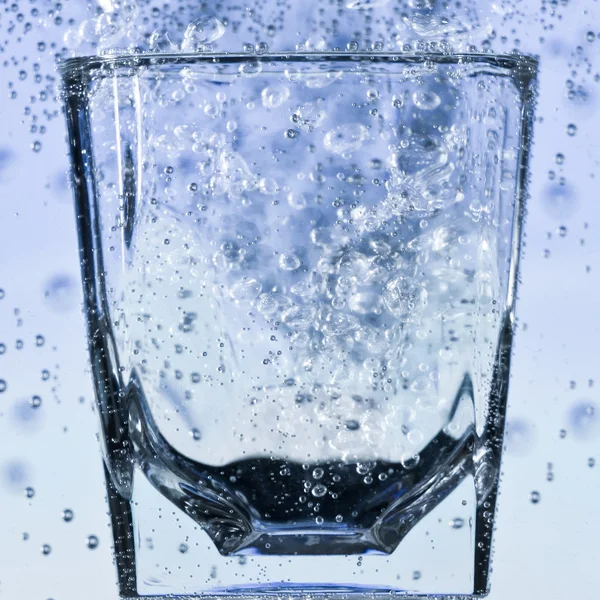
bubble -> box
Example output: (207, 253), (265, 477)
(29, 395), (42, 409)
(239, 60), (262, 77)
(229, 278), (262, 302)
(32, 141), (42, 153)
(41, 544), (52, 556)
(0, 380), (6, 393)
(588, 457), (596, 468)
(259, 177), (279, 195)
(312, 468), (324, 480)
(261, 85), (290, 109)
(86, 535), (99, 549)
(543, 181), (579, 220)
(285, 129), (299, 139)
(44, 274), (77, 312)
(356, 462), (375, 475)
(383, 277), (427, 319)
(450, 517), (464, 529)
(35, 334), (45, 347)
(25, 486), (35, 498)
(345, 419), (360, 431)
(412, 570), (422, 581)
(569, 402), (599, 439)
(319, 310), (360, 336)
(62, 509), (74, 522)
(504, 419), (534, 455)
(400, 453), (420, 470)
(311, 484), (328, 497)
(324, 123), (369, 155)
(413, 91), (442, 110)
(148, 30), (174, 52)
(335, 514), (344, 522)
(256, 41), (269, 54)
(179, 542), (189, 554)
(281, 305), (316, 330)
(566, 123), (577, 136)
(586, 31), (596, 42)
(555, 153), (565, 165)
(256, 292), (291, 316)
(279, 253), (301, 271)
(189, 428), (202, 441)
(293, 100), (328, 131)
(288, 191), (309, 210)
(315, 516), (324, 525)
(529, 491), (541, 504)
(346, 0), (391, 9)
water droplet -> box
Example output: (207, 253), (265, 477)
(566, 123), (577, 136)
(179, 542), (189, 553)
(529, 491), (541, 504)
(30, 395), (42, 409)
(41, 544), (51, 555)
(189, 428), (202, 441)
(450, 517), (464, 529)
(586, 31), (596, 42)
(412, 570), (422, 580)
(86, 535), (99, 549)
(555, 153), (565, 165)
(35, 334), (45, 347)
(0, 380), (6, 393)
(32, 141), (42, 153)
(62, 509), (74, 522)
(25, 486), (35, 498)
(588, 457), (596, 468)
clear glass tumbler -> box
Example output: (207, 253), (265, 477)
(61, 52), (537, 599)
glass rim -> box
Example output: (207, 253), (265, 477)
(58, 50), (538, 85)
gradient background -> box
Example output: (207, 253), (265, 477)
(0, 1), (599, 599)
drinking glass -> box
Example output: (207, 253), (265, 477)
(61, 52), (537, 599)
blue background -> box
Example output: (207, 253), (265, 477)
(0, 1), (599, 598)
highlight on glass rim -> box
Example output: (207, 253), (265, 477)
(1, 1), (598, 600)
